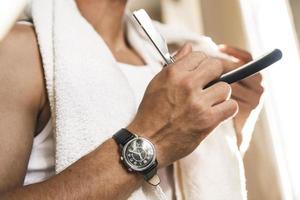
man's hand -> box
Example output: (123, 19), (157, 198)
(128, 44), (238, 167)
(219, 45), (264, 148)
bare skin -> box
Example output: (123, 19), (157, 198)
(0, 0), (262, 199)
(219, 45), (264, 147)
(0, 28), (237, 199)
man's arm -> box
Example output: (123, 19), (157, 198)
(3, 139), (142, 200)
(0, 25), (142, 200)
(0, 29), (238, 199)
(0, 24), (43, 193)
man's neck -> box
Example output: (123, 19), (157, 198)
(76, 0), (128, 52)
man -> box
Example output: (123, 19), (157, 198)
(0, 0), (263, 199)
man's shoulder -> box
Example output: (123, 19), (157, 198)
(0, 23), (39, 56)
(0, 23), (44, 110)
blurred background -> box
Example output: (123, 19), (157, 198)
(128, 0), (300, 199)
(1, 0), (299, 199)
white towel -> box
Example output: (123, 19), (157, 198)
(29, 0), (246, 199)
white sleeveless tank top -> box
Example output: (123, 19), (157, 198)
(24, 119), (55, 185)
(24, 63), (175, 199)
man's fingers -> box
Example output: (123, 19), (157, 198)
(211, 99), (239, 123)
(237, 74), (264, 93)
(219, 44), (253, 62)
(231, 83), (263, 105)
(174, 43), (193, 61)
(170, 51), (207, 72)
(194, 58), (224, 87)
(202, 82), (232, 106)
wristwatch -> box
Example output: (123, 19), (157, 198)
(113, 129), (160, 186)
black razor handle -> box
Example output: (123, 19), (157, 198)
(205, 49), (282, 88)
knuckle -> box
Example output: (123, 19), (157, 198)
(225, 100), (238, 116)
(180, 78), (194, 93)
(209, 58), (222, 67)
(190, 99), (206, 114)
(189, 51), (207, 64)
(192, 51), (207, 59)
(201, 109), (214, 126)
(257, 85), (265, 95)
(189, 101), (200, 112)
(215, 100), (238, 122)
(219, 82), (232, 96)
(165, 67), (177, 79)
(208, 58), (223, 76)
(197, 102), (207, 113)
(212, 58), (223, 66)
(214, 82), (232, 99)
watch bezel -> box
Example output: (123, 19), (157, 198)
(122, 137), (156, 172)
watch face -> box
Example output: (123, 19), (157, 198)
(123, 138), (156, 171)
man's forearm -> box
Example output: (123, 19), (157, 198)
(2, 139), (142, 200)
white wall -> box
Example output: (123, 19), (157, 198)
(200, 0), (247, 48)
(289, 0), (300, 51)
(127, 0), (161, 20)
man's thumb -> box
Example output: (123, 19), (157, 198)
(174, 43), (193, 61)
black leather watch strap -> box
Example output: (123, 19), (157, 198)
(113, 129), (160, 186)
(142, 160), (158, 181)
(113, 129), (136, 147)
